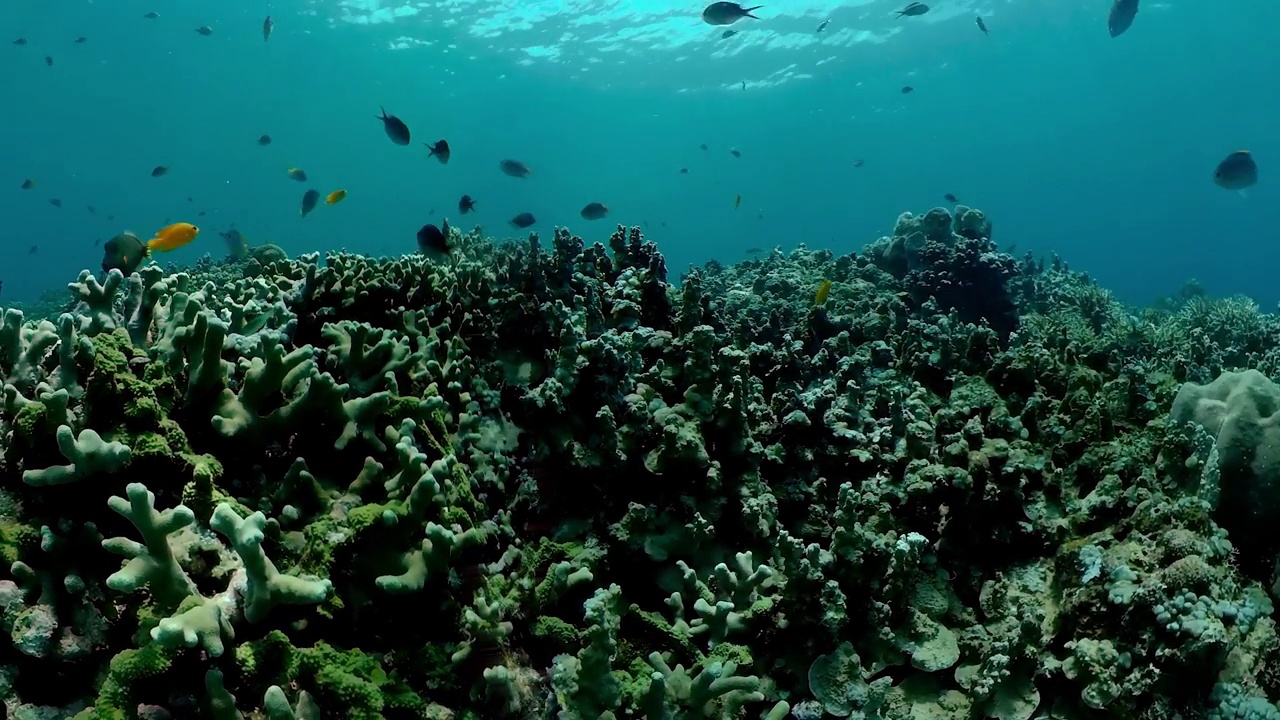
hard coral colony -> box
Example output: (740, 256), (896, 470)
(0, 206), (1278, 719)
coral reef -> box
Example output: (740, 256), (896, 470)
(3, 206), (1280, 719)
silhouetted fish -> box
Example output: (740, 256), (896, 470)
(1108, 0), (1138, 37)
(377, 107), (411, 145)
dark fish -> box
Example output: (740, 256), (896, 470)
(197, 210), (206, 217)
(975, 17), (988, 34)
(45, 56), (52, 66)
(722, 30), (738, 38)
(853, 159), (865, 167)
(1108, 0), (1138, 37)
(107, 215), (114, 220)
(416, 220), (451, 257)
(49, 198), (62, 208)
(300, 189), (320, 217)
(377, 107), (411, 145)
(87, 205), (96, 214)
(196, 26), (213, 36)
(28, 245), (37, 254)
(510, 212), (536, 229)
(700, 143), (708, 150)
(151, 166), (168, 177)
(102, 232), (148, 275)
(741, 80), (746, 90)
(258, 134), (272, 145)
(580, 202), (609, 220)
(816, 19), (830, 32)
(94, 238), (100, 246)
(187, 196), (194, 202)
(425, 139), (450, 164)
(143, 12), (159, 19)
(730, 149), (741, 157)
(20, 179), (34, 189)
(458, 194), (476, 214)
(75, 37), (87, 44)
(680, 167), (689, 174)
(895, 2), (929, 17)
(499, 159), (532, 178)
(701, 2), (762, 25)
(1214, 150), (1258, 190)
(13, 38), (27, 45)
(263, 16), (273, 42)
(901, 85), (914, 94)
(944, 193), (958, 203)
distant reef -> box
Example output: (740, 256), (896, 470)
(4, 207), (1280, 720)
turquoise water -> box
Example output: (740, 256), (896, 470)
(2, 0), (1275, 305)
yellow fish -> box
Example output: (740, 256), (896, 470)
(326, 189), (347, 205)
(734, 194), (741, 209)
(815, 279), (832, 306)
(288, 168), (307, 182)
(146, 222), (200, 254)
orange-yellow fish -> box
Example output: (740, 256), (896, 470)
(734, 194), (741, 209)
(146, 222), (200, 254)
(326, 189), (347, 205)
(815, 279), (832, 306)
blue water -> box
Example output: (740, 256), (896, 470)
(2, 0), (1275, 307)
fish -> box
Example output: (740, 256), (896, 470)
(734, 194), (741, 209)
(680, 168), (689, 174)
(741, 80), (746, 90)
(87, 206), (96, 214)
(816, 19), (830, 32)
(143, 12), (159, 19)
(458, 194), (476, 214)
(300, 189), (320, 217)
(49, 198), (62, 208)
(147, 222), (200, 253)
(13, 38), (27, 45)
(510, 212), (536, 229)
(416, 220), (451, 258)
(701, 144), (709, 150)
(263, 16), (273, 42)
(187, 197), (194, 202)
(258, 134), (272, 145)
(195, 26), (213, 36)
(1108, 0), (1138, 37)
(28, 245), (38, 255)
(377, 107), (411, 145)
(151, 165), (168, 177)
(1213, 150), (1258, 190)
(976, 17), (989, 35)
(20, 179), (34, 189)
(901, 86), (914, 94)
(102, 232), (149, 275)
(730, 149), (741, 157)
(499, 159), (532, 178)
(326, 189), (347, 205)
(944, 193), (959, 203)
(425, 140), (450, 164)
(815, 279), (832, 306)
(45, 56), (53, 66)
(288, 168), (308, 182)
(853, 159), (865, 167)
(721, 30), (738, 39)
(895, 2), (929, 17)
(580, 202), (609, 220)
(75, 37), (87, 44)
(701, 2), (762, 25)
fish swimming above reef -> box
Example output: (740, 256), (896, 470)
(102, 232), (148, 275)
(499, 159), (532, 178)
(510, 212), (536, 229)
(895, 2), (928, 17)
(326, 189), (347, 205)
(721, 30), (738, 39)
(147, 222), (200, 253)
(151, 165), (168, 177)
(195, 26), (213, 36)
(1214, 150), (1257, 190)
(263, 16), (273, 42)
(1108, 0), (1138, 37)
(425, 139), (450, 164)
(288, 168), (307, 182)
(458, 194), (476, 214)
(258, 134), (272, 146)
(976, 17), (989, 35)
(300, 189), (320, 217)
(377, 107), (411, 145)
(701, 2), (761, 26)
(416, 220), (451, 259)
(580, 202), (609, 220)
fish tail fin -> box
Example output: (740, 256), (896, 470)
(743, 5), (762, 17)
(425, 143), (437, 157)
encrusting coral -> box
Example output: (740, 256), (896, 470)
(2, 206), (1280, 719)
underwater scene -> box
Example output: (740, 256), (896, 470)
(2, 0), (1280, 718)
